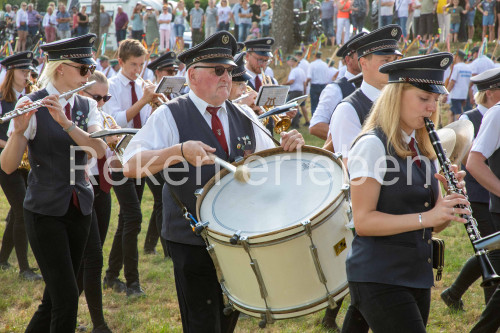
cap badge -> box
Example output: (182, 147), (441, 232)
(27, 53), (32, 58)
(89, 37), (95, 44)
(222, 35), (229, 44)
(266, 39), (272, 44)
(391, 28), (398, 37)
(440, 58), (449, 67)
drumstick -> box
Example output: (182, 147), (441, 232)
(208, 153), (250, 183)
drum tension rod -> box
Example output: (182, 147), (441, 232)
(230, 230), (242, 245)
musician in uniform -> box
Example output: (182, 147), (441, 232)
(441, 67), (500, 311)
(329, 25), (402, 163)
(0, 34), (107, 331)
(309, 33), (364, 141)
(344, 52), (469, 333)
(122, 31), (305, 332)
(102, 38), (162, 297)
(244, 37), (278, 92)
(143, 51), (181, 258)
(0, 51), (42, 281)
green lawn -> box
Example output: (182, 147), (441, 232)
(0, 120), (489, 332)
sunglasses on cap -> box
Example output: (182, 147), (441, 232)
(193, 65), (236, 77)
(63, 63), (96, 76)
(82, 90), (112, 103)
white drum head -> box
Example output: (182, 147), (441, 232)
(197, 148), (345, 237)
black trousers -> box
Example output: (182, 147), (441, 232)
(446, 202), (500, 303)
(470, 286), (500, 333)
(345, 282), (430, 333)
(24, 203), (91, 332)
(0, 168), (30, 271)
(166, 240), (239, 333)
(144, 173), (169, 257)
(92, 182), (112, 247)
(106, 172), (144, 286)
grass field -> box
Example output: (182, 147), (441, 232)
(0, 45), (492, 331)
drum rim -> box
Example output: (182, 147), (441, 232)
(195, 145), (348, 239)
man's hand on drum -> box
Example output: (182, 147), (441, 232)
(181, 140), (217, 167)
(280, 130), (305, 151)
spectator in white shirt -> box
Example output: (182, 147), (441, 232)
(16, 2), (28, 52)
(446, 50), (472, 121)
(285, 55), (308, 126)
(158, 5), (172, 51)
(43, 5), (57, 43)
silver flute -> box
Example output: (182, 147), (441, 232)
(0, 81), (97, 124)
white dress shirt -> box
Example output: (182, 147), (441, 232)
(102, 70), (152, 128)
(471, 103), (500, 159)
(307, 59), (331, 85)
(123, 90), (275, 164)
(298, 59), (309, 76)
(348, 130), (418, 183)
(287, 66), (306, 92)
(42, 12), (57, 27)
(329, 81), (381, 158)
(9, 82), (100, 140)
(245, 67), (277, 89)
(310, 70), (355, 128)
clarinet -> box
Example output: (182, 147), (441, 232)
(424, 118), (500, 287)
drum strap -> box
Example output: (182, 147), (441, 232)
(168, 186), (199, 233)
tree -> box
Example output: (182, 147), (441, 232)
(271, 0), (294, 54)
(91, 0), (100, 50)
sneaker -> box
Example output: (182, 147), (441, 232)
(0, 261), (11, 270)
(441, 288), (465, 312)
(126, 281), (146, 298)
(92, 324), (112, 333)
(20, 268), (43, 281)
(103, 276), (127, 293)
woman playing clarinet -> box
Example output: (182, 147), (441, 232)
(341, 52), (469, 333)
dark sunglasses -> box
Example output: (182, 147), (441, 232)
(83, 90), (112, 103)
(193, 65), (236, 77)
(63, 63), (96, 76)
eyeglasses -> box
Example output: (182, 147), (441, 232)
(193, 65), (236, 77)
(82, 90), (112, 103)
(250, 54), (271, 64)
(160, 68), (178, 75)
(63, 63), (96, 76)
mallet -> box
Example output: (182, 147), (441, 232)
(208, 153), (250, 183)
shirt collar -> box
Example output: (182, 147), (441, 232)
(188, 89), (227, 117)
(477, 104), (488, 115)
(13, 88), (25, 99)
(245, 66), (257, 79)
(46, 82), (75, 108)
(360, 81), (381, 102)
(402, 129), (416, 145)
(345, 70), (355, 80)
(117, 70), (137, 86)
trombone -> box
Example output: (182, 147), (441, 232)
(259, 69), (291, 134)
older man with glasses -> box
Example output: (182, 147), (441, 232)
(122, 31), (304, 333)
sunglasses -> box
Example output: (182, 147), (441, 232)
(83, 90), (112, 103)
(160, 68), (178, 75)
(63, 63), (96, 76)
(193, 65), (236, 77)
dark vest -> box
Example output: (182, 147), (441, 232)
(162, 95), (256, 246)
(488, 140), (500, 213)
(346, 129), (439, 289)
(342, 88), (373, 125)
(334, 76), (356, 100)
(24, 89), (93, 216)
(463, 108), (489, 203)
(0, 98), (15, 142)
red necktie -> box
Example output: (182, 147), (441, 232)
(206, 106), (229, 156)
(97, 157), (112, 193)
(65, 102), (80, 209)
(130, 81), (141, 129)
(409, 137), (421, 167)
(254, 75), (262, 92)
(65, 103), (71, 120)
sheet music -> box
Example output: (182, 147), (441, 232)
(255, 85), (290, 107)
(156, 76), (186, 94)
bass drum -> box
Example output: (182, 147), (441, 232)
(196, 146), (353, 324)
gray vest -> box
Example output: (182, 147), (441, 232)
(334, 76), (356, 100)
(346, 129), (439, 289)
(24, 89), (93, 216)
(0, 97), (15, 142)
(463, 108), (489, 203)
(342, 88), (373, 125)
(162, 95), (256, 246)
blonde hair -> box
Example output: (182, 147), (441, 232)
(37, 59), (74, 87)
(474, 90), (487, 106)
(361, 83), (438, 160)
(88, 70), (108, 85)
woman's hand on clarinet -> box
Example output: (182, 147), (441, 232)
(12, 100), (36, 134)
(425, 193), (470, 228)
(434, 164), (467, 193)
(42, 94), (72, 128)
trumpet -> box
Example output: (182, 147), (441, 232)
(100, 110), (126, 165)
(135, 73), (168, 105)
(0, 81), (96, 124)
(259, 69), (291, 134)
